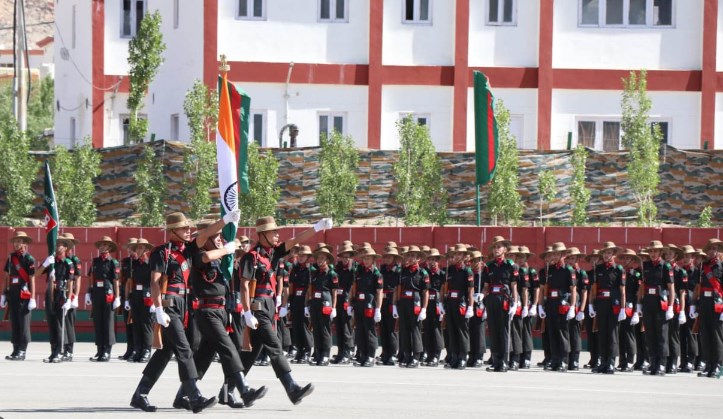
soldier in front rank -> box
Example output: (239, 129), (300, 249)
(536, 246), (554, 369)
(276, 249), (294, 358)
(507, 246), (528, 371)
(583, 249), (601, 370)
(61, 232), (82, 361)
(126, 238), (154, 363)
(378, 246), (401, 366)
(307, 247), (338, 366)
(442, 244), (473, 370)
(332, 244), (357, 364)
(634, 250), (650, 371)
(678, 245), (700, 373)
(87, 236), (121, 362)
(514, 246), (537, 369)
(691, 238), (723, 378)
(351, 247), (384, 367)
(2, 231), (37, 361)
(469, 250), (487, 368)
(617, 248), (642, 372)
(118, 238), (138, 361)
(395, 245), (430, 368)
(565, 247), (588, 371)
(423, 248), (445, 367)
(540, 242), (577, 372)
(662, 244), (688, 374)
(286, 245), (313, 364)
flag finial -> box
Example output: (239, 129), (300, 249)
(219, 54), (230, 73)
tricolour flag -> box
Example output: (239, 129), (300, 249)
(217, 73), (251, 280)
(473, 71), (499, 185)
(43, 161), (59, 284)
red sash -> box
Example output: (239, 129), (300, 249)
(168, 249), (190, 287)
(704, 264), (722, 296)
(10, 254), (30, 283)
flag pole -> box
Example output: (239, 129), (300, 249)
(476, 184), (481, 226)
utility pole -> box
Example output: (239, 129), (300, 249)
(13, 0), (28, 131)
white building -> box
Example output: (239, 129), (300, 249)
(54, 0), (723, 151)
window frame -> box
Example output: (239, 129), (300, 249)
(250, 109), (267, 147)
(574, 116), (672, 150)
(402, 0), (433, 25)
(237, 0), (267, 21)
(173, 0), (180, 29)
(120, 0), (147, 38)
(399, 112), (432, 130)
(318, 111), (347, 144)
(120, 113), (148, 145)
(69, 117), (77, 147)
(318, 0), (349, 23)
(486, 0), (518, 27)
(170, 113), (179, 140)
(71, 5), (76, 48)
(578, 0), (675, 28)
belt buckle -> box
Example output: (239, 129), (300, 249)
(250, 301), (262, 311)
(648, 288), (656, 295)
(404, 291), (413, 297)
(11, 277), (19, 284)
(136, 285), (143, 291)
(314, 292), (322, 299)
(296, 290), (304, 296)
(493, 287), (500, 293)
(704, 291), (712, 297)
(336, 289), (343, 295)
(450, 291), (458, 298)
(551, 291), (558, 297)
(96, 281), (104, 287)
(602, 291), (610, 297)
(357, 293), (365, 300)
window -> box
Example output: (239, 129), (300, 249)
(170, 114), (179, 140)
(576, 118), (621, 151)
(578, 120), (596, 148)
(70, 117), (77, 147)
(121, 0), (146, 38)
(121, 114), (147, 145)
(400, 112), (431, 129)
(319, 112), (346, 143)
(173, 0), (179, 29)
(250, 110), (266, 146)
(602, 121), (621, 151)
(509, 115), (524, 148)
(651, 120), (670, 144)
(403, 0), (431, 24)
(487, 0), (516, 26)
(319, 0), (348, 22)
(71, 5), (76, 48)
(579, 0), (673, 27)
(238, 0), (265, 20)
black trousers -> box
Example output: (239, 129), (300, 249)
(379, 296), (398, 360)
(240, 296), (292, 377)
(469, 306), (486, 361)
(510, 314), (523, 357)
(277, 315), (292, 351)
(8, 297), (31, 351)
(642, 297), (669, 362)
(185, 308), (201, 353)
(446, 300), (469, 360)
(486, 295), (510, 363)
(122, 294), (134, 353)
(423, 301), (443, 359)
(193, 308), (244, 380)
(228, 311), (245, 352)
(541, 328), (550, 361)
(333, 300), (354, 357)
(545, 300), (570, 364)
(398, 299), (422, 358)
(680, 314), (698, 364)
(64, 308), (76, 353)
(522, 315), (533, 355)
(619, 316), (637, 364)
(130, 293), (153, 352)
(568, 318), (582, 364)
(91, 290), (115, 348)
(143, 296), (198, 383)
(289, 297), (312, 355)
(699, 301), (723, 366)
(309, 300), (332, 359)
(584, 314), (598, 363)
(667, 317), (681, 366)
(45, 299), (64, 356)
(596, 301), (619, 363)
(354, 302), (378, 360)
(635, 321), (648, 365)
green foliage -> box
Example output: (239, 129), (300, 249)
(27, 76), (54, 150)
(570, 144), (591, 226)
(393, 116), (448, 225)
(238, 143), (280, 226)
(621, 70), (661, 226)
(127, 10), (166, 143)
(134, 145), (166, 226)
(52, 138), (101, 226)
(696, 206), (713, 228)
(487, 100), (522, 225)
(0, 112), (39, 225)
(537, 169), (557, 225)
(182, 80), (219, 220)
(318, 131), (359, 224)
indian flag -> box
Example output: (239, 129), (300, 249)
(216, 73), (251, 280)
(473, 71), (498, 185)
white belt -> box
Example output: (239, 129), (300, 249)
(704, 291), (712, 297)
(295, 289), (304, 296)
(314, 292), (322, 299)
(404, 291), (413, 297)
(450, 291), (459, 298)
(357, 293), (365, 300)
(96, 281), (104, 287)
(550, 291), (559, 297)
(136, 284), (143, 291)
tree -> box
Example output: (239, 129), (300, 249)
(696, 206), (713, 228)
(134, 145), (166, 226)
(538, 169), (557, 225)
(182, 80), (218, 220)
(318, 130), (359, 225)
(621, 70), (662, 226)
(393, 116), (448, 225)
(570, 144), (591, 226)
(52, 139), (101, 226)
(487, 100), (522, 225)
(27, 76), (54, 150)
(0, 111), (39, 225)
(238, 143), (280, 226)
(127, 10), (166, 143)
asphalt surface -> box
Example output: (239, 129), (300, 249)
(0, 342), (720, 419)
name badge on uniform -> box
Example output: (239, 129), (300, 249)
(136, 285), (143, 291)
(704, 291), (712, 297)
(550, 291), (559, 297)
(336, 289), (343, 295)
(314, 292), (322, 299)
(648, 288), (656, 295)
(450, 291), (459, 298)
(96, 281), (104, 287)
(492, 286), (501, 293)
(404, 291), (413, 297)
(601, 291), (610, 297)
(357, 293), (365, 300)
(11, 277), (19, 284)
(295, 289), (304, 296)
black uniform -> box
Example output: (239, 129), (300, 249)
(583, 265), (599, 368)
(88, 253), (119, 358)
(120, 256), (136, 359)
(543, 263), (576, 370)
(483, 258), (519, 370)
(444, 263), (472, 368)
(228, 260), (246, 356)
(641, 259), (674, 374)
(379, 262), (400, 364)
(592, 261), (625, 372)
(354, 264), (383, 364)
(308, 265), (338, 364)
(469, 267), (487, 366)
(424, 266), (445, 365)
(523, 266), (539, 366)
(129, 255), (153, 361)
(288, 261), (313, 362)
(64, 254), (82, 357)
(510, 266), (531, 367)
(680, 262), (700, 369)
(567, 266), (587, 369)
(697, 258), (723, 376)
(397, 264), (429, 366)
(333, 260), (356, 362)
(45, 256), (75, 361)
(619, 267), (640, 369)
(3, 250), (35, 358)
(276, 259), (293, 353)
(667, 264), (688, 372)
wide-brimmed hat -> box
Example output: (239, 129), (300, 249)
(337, 245), (356, 258)
(665, 244), (684, 260)
(238, 235), (250, 243)
(466, 245), (479, 252)
(468, 250), (483, 261)
(60, 232), (79, 247)
(549, 242), (568, 254)
(382, 246), (402, 260)
(385, 241), (398, 248)
(584, 249), (600, 263)
(124, 238), (138, 249)
(165, 212), (192, 230)
(9, 231), (32, 244)
(135, 238), (154, 251)
(315, 242), (332, 252)
(703, 238), (723, 252)
(94, 236), (118, 252)
(297, 245), (313, 256)
(695, 248), (708, 258)
(618, 248), (641, 263)
(680, 245), (697, 255)
(313, 247), (335, 264)
(255, 216), (278, 233)
(400, 246), (410, 254)
(566, 247), (583, 257)
(638, 249), (650, 261)
(357, 247), (381, 260)
(645, 240), (667, 251)
(57, 235), (76, 249)
(403, 245), (424, 257)
(446, 243), (468, 255)
(507, 245), (520, 255)
(488, 236), (512, 251)
(341, 240), (353, 247)
(599, 241), (622, 254)
(426, 248), (444, 260)
(420, 245), (431, 254)
(359, 242), (373, 250)
(516, 246), (535, 258)
(539, 246), (555, 259)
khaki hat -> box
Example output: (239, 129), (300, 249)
(313, 247), (335, 264)
(403, 245), (424, 257)
(645, 240), (667, 251)
(599, 242), (622, 254)
(135, 238), (154, 251)
(337, 245), (356, 258)
(400, 246), (409, 254)
(255, 216), (278, 233)
(567, 247), (582, 257)
(297, 245), (313, 256)
(507, 245), (520, 255)
(696, 248), (708, 258)
(618, 248), (641, 263)
(584, 249), (600, 263)
(57, 236), (75, 249)
(446, 243), (468, 255)
(165, 212), (193, 230)
(124, 238), (138, 249)
(549, 242), (568, 254)
(60, 232), (79, 247)
(680, 245), (696, 255)
(94, 236), (118, 252)
(638, 249), (650, 261)
(9, 231), (32, 244)
(238, 235), (250, 243)
(357, 247), (381, 259)
(341, 240), (354, 247)
(315, 242), (332, 252)
(703, 238), (723, 252)
(516, 246), (535, 258)
(488, 236), (512, 251)
(360, 242), (373, 250)
(382, 246), (402, 260)
(665, 244), (684, 260)
(468, 250), (483, 261)
(540, 246), (555, 259)
(420, 245), (431, 254)
(426, 248), (444, 260)
(385, 241), (397, 248)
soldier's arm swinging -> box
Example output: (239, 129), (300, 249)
(511, 281), (519, 306)
(150, 271), (163, 309)
(668, 282), (675, 308)
(376, 287), (383, 310)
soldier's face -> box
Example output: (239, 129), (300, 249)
(11, 240), (25, 251)
(681, 255), (692, 265)
(56, 243), (67, 254)
(297, 254), (308, 264)
(240, 241), (250, 252)
(98, 244), (110, 253)
(493, 244), (506, 258)
(405, 254), (419, 265)
(589, 256), (599, 266)
(428, 258), (438, 268)
(316, 254), (329, 267)
(618, 256), (629, 267)
(550, 252), (562, 264)
(516, 255), (527, 265)
(362, 256), (375, 267)
(174, 226), (191, 242)
(649, 249), (662, 259)
(128, 246), (138, 258)
(383, 255), (393, 265)
(567, 255), (578, 265)
(210, 234), (223, 249)
(708, 246), (720, 259)
(602, 250), (614, 262)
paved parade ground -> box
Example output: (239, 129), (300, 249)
(0, 342), (720, 419)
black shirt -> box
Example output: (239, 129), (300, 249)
(191, 250), (226, 299)
(593, 262), (624, 299)
(289, 262), (312, 299)
(150, 241), (199, 287)
(446, 264), (473, 297)
(545, 263), (576, 297)
(380, 263), (400, 292)
(641, 260), (674, 289)
(4, 251), (36, 293)
(483, 258), (520, 291)
(133, 256), (152, 289)
(399, 265), (430, 293)
(240, 243), (288, 292)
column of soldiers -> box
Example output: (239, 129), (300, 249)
(3, 232), (723, 382)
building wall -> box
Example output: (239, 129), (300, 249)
(466, 87), (538, 150)
(380, 85), (453, 150)
(468, 0), (539, 67)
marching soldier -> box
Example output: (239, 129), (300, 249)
(537, 245), (554, 368)
(306, 247), (338, 366)
(634, 250), (651, 371)
(637, 241), (675, 376)
(395, 245), (430, 368)
(332, 244), (356, 364)
(663, 244), (688, 374)
(514, 245), (537, 369)
(287, 245), (313, 364)
(677, 245), (699, 373)
(565, 247), (587, 371)
(588, 242), (626, 374)
(583, 249), (601, 369)
(483, 236), (519, 373)
(127, 238), (154, 363)
(691, 238), (723, 378)
(617, 248), (641, 372)
(469, 250), (487, 368)
(423, 248), (445, 367)
(351, 247), (384, 367)
(119, 238), (138, 361)
(442, 244), (473, 369)
(87, 236), (121, 362)
(227, 237), (248, 361)
(62, 232), (82, 361)
(507, 246), (528, 371)
(540, 242), (576, 372)
(276, 249), (294, 358)
(2, 231), (37, 361)
(378, 246), (401, 366)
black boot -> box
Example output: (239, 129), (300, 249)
(5, 346), (18, 360)
(130, 375), (157, 412)
(181, 379), (217, 413)
(280, 372), (314, 405)
(173, 385), (191, 410)
(89, 346), (103, 361)
(233, 371), (268, 407)
(138, 349), (151, 363)
(218, 379), (245, 408)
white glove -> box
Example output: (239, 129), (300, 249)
(482, 308), (488, 320)
(279, 306), (288, 317)
(538, 305), (546, 319)
(313, 217), (333, 232)
(124, 300), (131, 311)
(149, 305), (157, 314)
(85, 294), (92, 306)
(588, 304), (597, 318)
(222, 209), (241, 225)
(719, 312), (723, 322)
(42, 255), (54, 268)
(665, 307), (674, 321)
(71, 296), (79, 308)
(275, 295), (282, 308)
(224, 241), (239, 255)
(0, 295), (6, 308)
(465, 306), (474, 319)
(636, 304), (643, 317)
(677, 311), (686, 325)
(243, 311), (258, 329)
(575, 311), (585, 322)
(304, 307), (310, 318)
(521, 305), (529, 318)
(346, 305), (353, 316)
(392, 305), (399, 319)
(330, 307), (337, 320)
(689, 305), (698, 319)
(630, 312), (640, 325)
(508, 302), (517, 316)
(155, 308), (170, 327)
(28, 298), (36, 311)
(417, 309), (427, 322)
(617, 309), (626, 322)
(528, 304), (537, 317)
(374, 308), (382, 323)
(473, 293), (483, 304)
(62, 298), (72, 311)
(566, 306), (575, 321)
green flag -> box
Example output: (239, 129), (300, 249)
(473, 71), (499, 185)
(43, 161), (59, 278)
